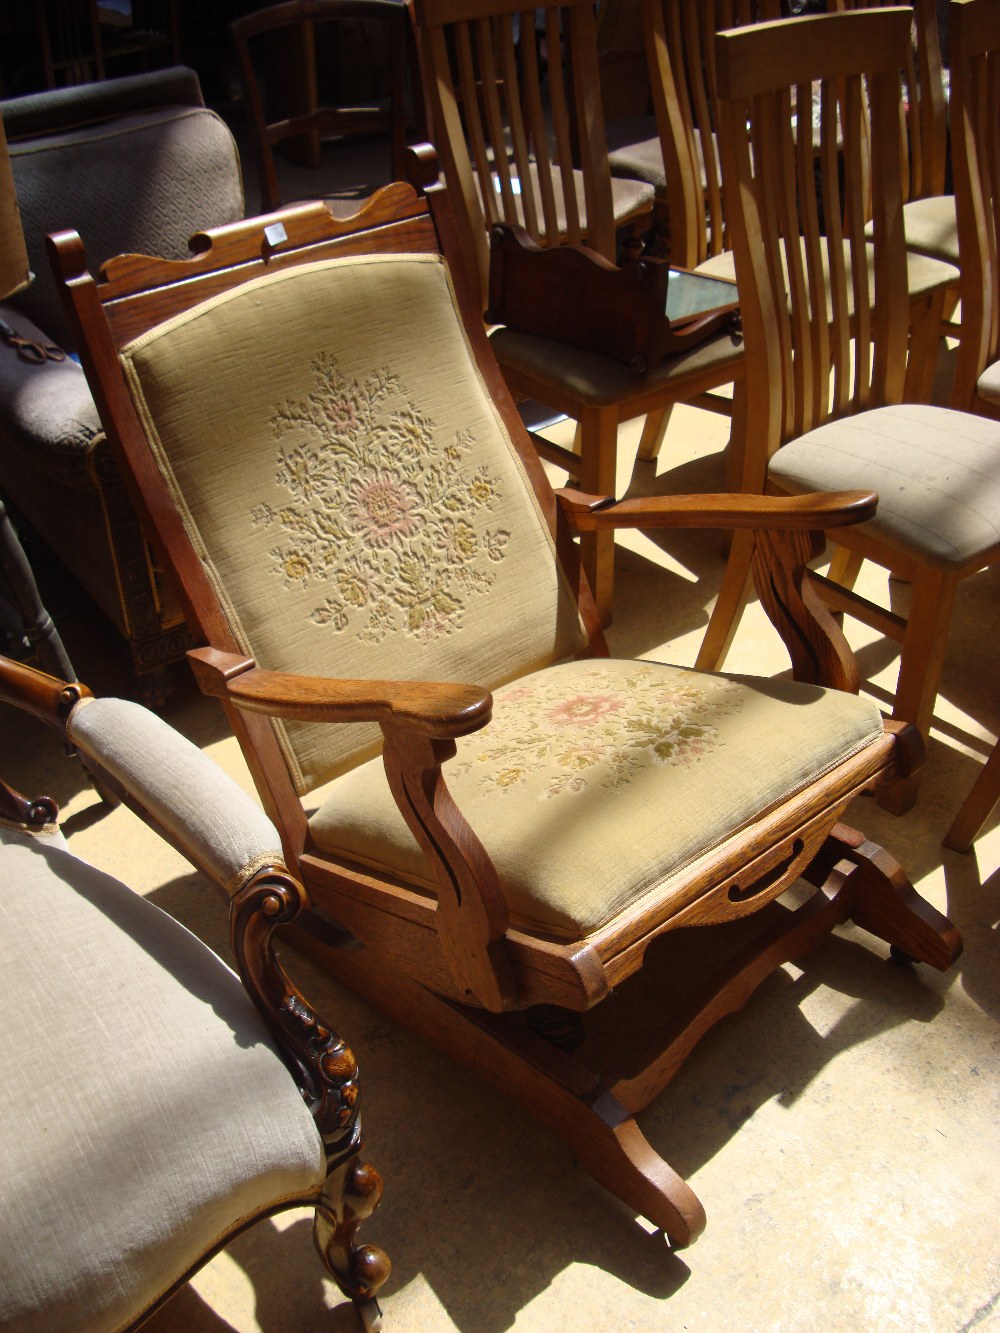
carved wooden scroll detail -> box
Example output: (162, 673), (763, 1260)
(229, 865), (390, 1306)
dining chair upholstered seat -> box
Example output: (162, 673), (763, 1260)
(309, 657), (885, 936)
(978, 361), (1000, 408)
(767, 403), (1000, 569)
(901, 194), (960, 264)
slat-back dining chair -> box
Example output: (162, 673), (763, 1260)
(410, 0), (748, 619)
(50, 170), (959, 1246)
(695, 6), (1000, 815)
(948, 0), (1000, 417)
(941, 0), (1000, 852)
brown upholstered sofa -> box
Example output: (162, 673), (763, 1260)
(0, 67), (244, 698)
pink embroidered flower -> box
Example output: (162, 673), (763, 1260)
(325, 395), (360, 434)
(346, 470), (423, 547)
(547, 694), (624, 726)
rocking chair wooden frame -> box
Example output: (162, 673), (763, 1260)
(49, 160), (961, 1246)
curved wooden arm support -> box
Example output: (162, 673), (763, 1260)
(554, 495), (865, 691)
(556, 488), (879, 532)
(0, 654), (90, 736)
(230, 865), (391, 1306)
(381, 721), (516, 1012)
(188, 646), (492, 740)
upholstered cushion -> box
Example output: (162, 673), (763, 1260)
(309, 658), (884, 936)
(67, 696), (285, 892)
(607, 117), (666, 192)
(902, 195), (959, 264)
(0, 838), (324, 1333)
(478, 160), (654, 234)
(7, 105), (243, 348)
(490, 316), (744, 407)
(768, 404), (1000, 569)
(0, 303), (102, 483)
(978, 359), (1000, 408)
(120, 253), (587, 792)
(697, 241), (957, 312)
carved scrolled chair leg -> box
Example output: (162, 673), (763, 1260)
(231, 868), (392, 1317)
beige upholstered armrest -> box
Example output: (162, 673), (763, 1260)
(67, 696), (285, 895)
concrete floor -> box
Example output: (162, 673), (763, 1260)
(5, 125), (999, 1332)
(7, 392), (998, 1332)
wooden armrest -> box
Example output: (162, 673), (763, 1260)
(187, 647), (493, 740)
(556, 488), (879, 532)
(0, 654), (89, 733)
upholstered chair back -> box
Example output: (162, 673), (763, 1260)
(119, 251), (587, 791)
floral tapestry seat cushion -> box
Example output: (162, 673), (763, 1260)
(309, 657), (885, 937)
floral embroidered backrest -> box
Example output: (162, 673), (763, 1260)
(118, 251), (588, 793)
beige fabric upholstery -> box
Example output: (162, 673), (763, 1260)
(697, 241), (957, 313)
(768, 404), (1000, 569)
(120, 253), (587, 793)
(902, 195), (959, 264)
(309, 658), (884, 936)
(67, 696), (285, 892)
(978, 360), (1000, 407)
(490, 318), (744, 408)
(477, 159), (654, 234)
(0, 838), (324, 1333)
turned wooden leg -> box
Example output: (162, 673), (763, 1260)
(314, 1153), (391, 1328)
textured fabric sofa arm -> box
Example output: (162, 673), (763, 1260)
(67, 696), (286, 893)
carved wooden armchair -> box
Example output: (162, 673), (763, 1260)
(693, 8), (1000, 814)
(0, 655), (388, 1332)
(50, 171), (960, 1246)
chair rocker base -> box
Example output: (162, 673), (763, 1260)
(287, 825), (959, 1247)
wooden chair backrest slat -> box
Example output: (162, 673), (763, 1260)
(716, 9), (913, 487)
(950, 0), (1000, 409)
(413, 0), (618, 306)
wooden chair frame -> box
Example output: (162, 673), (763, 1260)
(50, 166), (960, 1245)
(230, 0), (411, 213)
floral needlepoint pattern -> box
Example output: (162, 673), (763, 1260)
(252, 354), (510, 641)
(454, 665), (745, 798)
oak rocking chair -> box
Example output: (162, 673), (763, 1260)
(51, 166), (961, 1246)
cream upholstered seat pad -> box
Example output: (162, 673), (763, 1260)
(309, 657), (884, 937)
(697, 239), (957, 313)
(768, 404), (1000, 570)
(477, 160), (654, 236)
(490, 317), (743, 408)
(120, 253), (586, 793)
(0, 838), (324, 1333)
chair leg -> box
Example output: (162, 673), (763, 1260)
(827, 544), (864, 590)
(578, 405), (622, 624)
(817, 824), (962, 969)
(943, 738), (1000, 852)
(904, 288), (948, 404)
(878, 567), (958, 815)
(313, 1152), (391, 1327)
(695, 527), (755, 671)
(636, 406), (673, 462)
